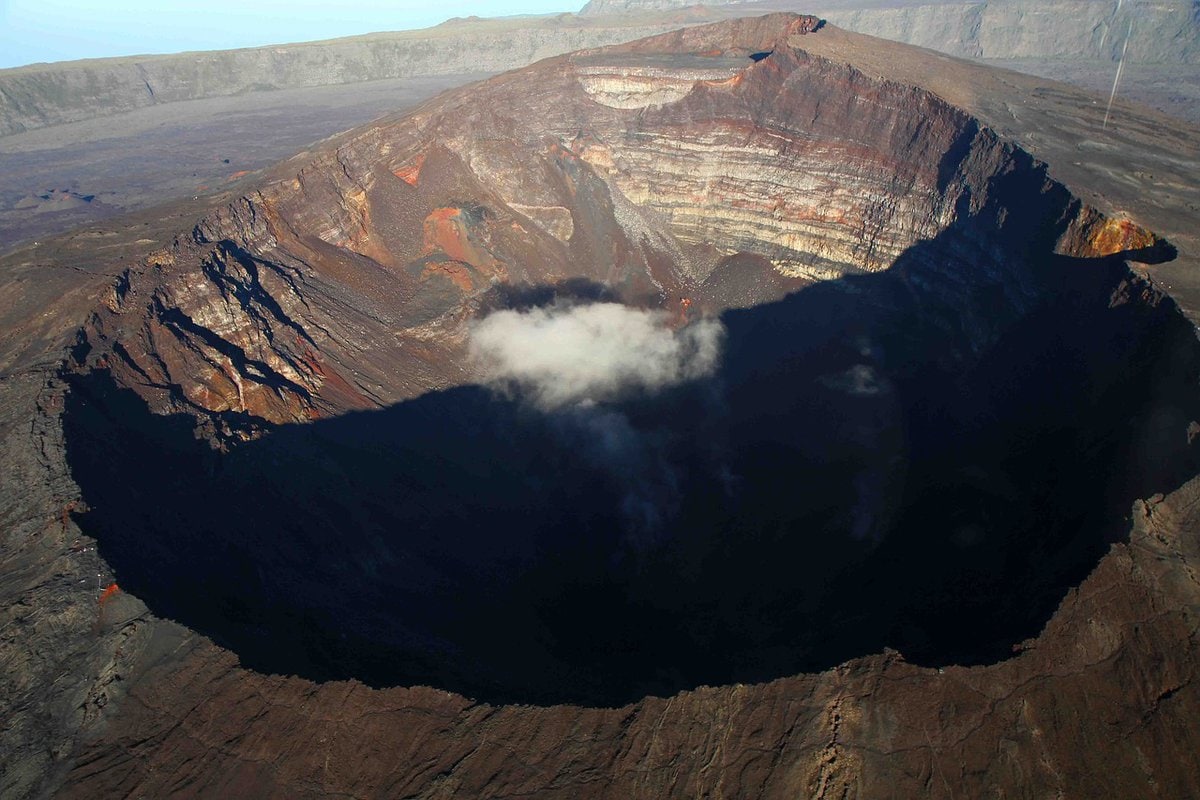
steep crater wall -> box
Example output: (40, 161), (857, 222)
(59, 17), (1200, 708)
(63, 241), (1200, 707)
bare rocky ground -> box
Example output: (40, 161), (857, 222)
(979, 58), (1200, 124)
(0, 74), (487, 251)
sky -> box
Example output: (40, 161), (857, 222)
(0, 0), (582, 69)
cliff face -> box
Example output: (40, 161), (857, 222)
(74, 14), (1133, 424)
(822, 0), (1200, 62)
(2, 13), (1200, 799)
(583, 0), (1200, 62)
(0, 16), (699, 137)
(4, 0), (1197, 138)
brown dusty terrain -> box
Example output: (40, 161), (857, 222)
(0, 14), (1198, 800)
(0, 74), (489, 251)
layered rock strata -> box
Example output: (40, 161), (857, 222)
(74, 14), (1171, 427)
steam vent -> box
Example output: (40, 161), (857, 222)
(3, 12), (1200, 799)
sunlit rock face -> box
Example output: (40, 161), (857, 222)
(78, 14), (1164, 426)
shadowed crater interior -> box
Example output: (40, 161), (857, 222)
(63, 210), (1200, 707)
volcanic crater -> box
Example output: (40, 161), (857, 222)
(59, 15), (1200, 708)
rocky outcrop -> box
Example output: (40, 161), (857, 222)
(2, 12), (1200, 800)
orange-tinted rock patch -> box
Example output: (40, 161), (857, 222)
(422, 207), (497, 271)
(392, 153), (427, 186)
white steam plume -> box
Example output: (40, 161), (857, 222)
(469, 302), (723, 410)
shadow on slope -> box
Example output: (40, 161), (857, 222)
(64, 218), (1200, 707)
